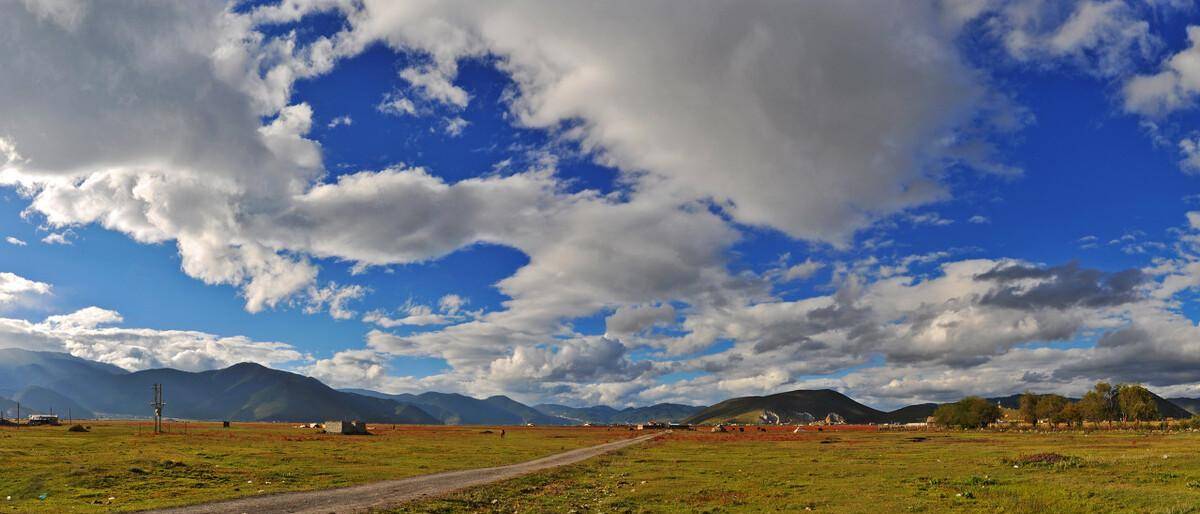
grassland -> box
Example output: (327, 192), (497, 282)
(0, 421), (626, 512)
(393, 426), (1200, 513)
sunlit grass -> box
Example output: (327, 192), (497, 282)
(0, 421), (623, 512)
(394, 428), (1200, 513)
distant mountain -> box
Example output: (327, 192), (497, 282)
(0, 349), (439, 424)
(345, 389), (572, 425)
(13, 385), (95, 419)
(1168, 398), (1200, 416)
(0, 348), (126, 397)
(1150, 396), (1193, 420)
(684, 389), (894, 425)
(0, 396), (47, 419)
(534, 403), (705, 424)
(881, 403), (938, 424)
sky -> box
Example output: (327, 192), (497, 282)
(4, 0), (1200, 409)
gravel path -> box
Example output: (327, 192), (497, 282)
(144, 432), (662, 514)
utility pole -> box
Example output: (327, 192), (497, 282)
(150, 384), (165, 434)
(15, 402), (19, 430)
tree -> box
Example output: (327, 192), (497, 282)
(934, 396), (1002, 428)
(1116, 384), (1158, 422)
(1059, 402), (1083, 427)
(1036, 394), (1069, 425)
(1019, 391), (1039, 424)
(1078, 382), (1117, 423)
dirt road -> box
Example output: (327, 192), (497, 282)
(145, 432), (661, 514)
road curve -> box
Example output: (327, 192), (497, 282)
(144, 432), (662, 514)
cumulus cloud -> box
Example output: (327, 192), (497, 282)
(301, 0), (1020, 242)
(0, 272), (51, 305)
(40, 232), (72, 245)
(1125, 26), (1200, 116)
(1180, 134), (1200, 174)
(974, 261), (1146, 309)
(8, 0), (1200, 407)
(363, 294), (475, 327)
(5, 236), (26, 246)
(0, 306), (305, 372)
(304, 282), (366, 320)
(988, 0), (1158, 77)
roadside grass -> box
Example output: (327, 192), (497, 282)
(393, 429), (1200, 513)
(0, 421), (625, 512)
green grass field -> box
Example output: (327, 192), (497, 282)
(8, 423), (1200, 513)
(0, 421), (625, 512)
(394, 427), (1200, 513)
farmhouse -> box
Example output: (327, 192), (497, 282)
(27, 414), (60, 426)
(324, 420), (369, 435)
(637, 421), (667, 430)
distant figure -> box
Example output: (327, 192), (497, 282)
(500, 429), (506, 438)
(738, 426), (744, 432)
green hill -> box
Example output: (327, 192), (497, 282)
(683, 389), (889, 425)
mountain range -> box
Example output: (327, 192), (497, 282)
(342, 389), (573, 425)
(683, 389), (1195, 426)
(683, 389), (934, 425)
(0, 349), (438, 424)
(534, 403), (705, 424)
(2, 348), (1196, 426)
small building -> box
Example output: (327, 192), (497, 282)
(27, 414), (60, 426)
(637, 421), (667, 430)
(324, 420), (369, 435)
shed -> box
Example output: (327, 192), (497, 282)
(324, 420), (369, 435)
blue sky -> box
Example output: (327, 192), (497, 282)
(4, 1), (1200, 408)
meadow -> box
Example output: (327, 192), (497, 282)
(0, 421), (625, 512)
(394, 426), (1200, 513)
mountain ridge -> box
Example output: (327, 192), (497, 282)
(6, 349), (1194, 426)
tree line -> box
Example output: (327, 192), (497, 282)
(933, 382), (1162, 429)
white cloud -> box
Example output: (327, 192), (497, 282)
(443, 116), (469, 137)
(326, 114), (352, 128)
(1125, 26), (1200, 116)
(0, 272), (51, 305)
(304, 282), (366, 320)
(9, 1), (1200, 407)
(968, 215), (990, 224)
(5, 236), (26, 246)
(1180, 135), (1200, 174)
(309, 0), (1014, 242)
(363, 294), (474, 327)
(377, 93), (417, 116)
(40, 232), (71, 245)
(0, 306), (306, 372)
(981, 0), (1158, 77)
(400, 65), (469, 108)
